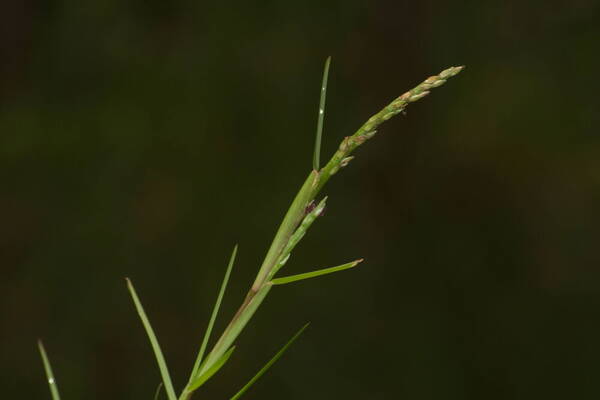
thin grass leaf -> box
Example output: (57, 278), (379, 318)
(189, 245), (237, 382)
(230, 323), (310, 400)
(271, 259), (362, 285)
(313, 56), (331, 171)
(126, 278), (177, 400)
(153, 383), (163, 400)
(188, 346), (236, 392)
(37, 340), (61, 400)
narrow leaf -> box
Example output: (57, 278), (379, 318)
(189, 245), (237, 381)
(189, 346), (236, 392)
(271, 259), (362, 285)
(230, 323), (310, 400)
(126, 278), (177, 400)
(37, 340), (61, 400)
(313, 56), (331, 171)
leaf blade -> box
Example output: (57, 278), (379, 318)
(271, 259), (362, 285)
(188, 346), (236, 392)
(189, 245), (238, 381)
(37, 340), (61, 400)
(313, 56), (331, 171)
(126, 278), (177, 400)
(230, 323), (310, 400)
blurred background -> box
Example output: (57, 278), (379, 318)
(1, 1), (599, 399)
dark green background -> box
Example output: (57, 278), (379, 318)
(2, 1), (600, 399)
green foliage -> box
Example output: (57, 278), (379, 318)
(37, 60), (463, 400)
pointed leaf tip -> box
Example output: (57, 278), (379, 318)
(230, 323), (310, 400)
(188, 244), (238, 384)
(153, 383), (164, 400)
(126, 279), (177, 400)
(271, 259), (360, 285)
(38, 340), (61, 400)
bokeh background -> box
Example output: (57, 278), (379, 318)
(2, 1), (600, 399)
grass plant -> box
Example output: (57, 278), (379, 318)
(38, 60), (463, 399)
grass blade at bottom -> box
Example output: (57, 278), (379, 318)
(126, 278), (177, 400)
(230, 323), (310, 400)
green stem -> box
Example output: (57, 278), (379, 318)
(251, 169), (320, 291)
(195, 285), (272, 377)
